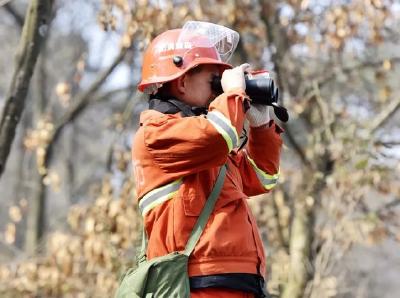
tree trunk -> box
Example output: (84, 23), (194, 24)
(282, 199), (312, 298)
(0, 0), (52, 179)
(24, 168), (45, 254)
(24, 48), (48, 254)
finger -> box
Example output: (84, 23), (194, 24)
(238, 63), (251, 72)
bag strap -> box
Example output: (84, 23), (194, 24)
(138, 164), (227, 260)
(183, 164), (227, 256)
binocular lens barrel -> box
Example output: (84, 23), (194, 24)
(211, 75), (278, 106)
(244, 76), (278, 105)
(210, 74), (289, 122)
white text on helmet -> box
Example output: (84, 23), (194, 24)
(154, 42), (192, 53)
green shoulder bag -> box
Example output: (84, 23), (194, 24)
(115, 165), (227, 298)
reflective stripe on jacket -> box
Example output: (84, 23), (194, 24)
(131, 89), (283, 279)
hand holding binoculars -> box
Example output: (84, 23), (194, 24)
(211, 70), (289, 122)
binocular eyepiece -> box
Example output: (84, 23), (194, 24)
(211, 70), (289, 122)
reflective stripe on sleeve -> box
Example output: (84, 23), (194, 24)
(138, 179), (182, 216)
(245, 152), (279, 190)
(206, 111), (239, 152)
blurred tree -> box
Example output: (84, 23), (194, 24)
(0, 0), (399, 297)
(0, 0), (53, 178)
(254, 1), (400, 297)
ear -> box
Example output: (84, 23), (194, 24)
(176, 74), (187, 94)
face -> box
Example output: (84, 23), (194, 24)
(177, 64), (222, 108)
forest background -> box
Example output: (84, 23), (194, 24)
(0, 0), (399, 297)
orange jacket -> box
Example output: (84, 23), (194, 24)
(131, 89), (282, 279)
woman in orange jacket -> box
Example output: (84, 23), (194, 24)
(132, 22), (283, 298)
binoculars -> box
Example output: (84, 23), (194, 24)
(211, 70), (289, 122)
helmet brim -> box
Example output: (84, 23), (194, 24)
(138, 59), (232, 92)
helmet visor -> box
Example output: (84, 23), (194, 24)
(177, 21), (240, 63)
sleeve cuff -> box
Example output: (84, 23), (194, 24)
(251, 120), (284, 134)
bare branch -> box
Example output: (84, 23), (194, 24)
(259, 2), (313, 170)
(272, 189), (290, 252)
(0, 0), (53, 179)
(105, 89), (140, 172)
(3, 2), (24, 28)
(312, 80), (334, 143)
(374, 140), (400, 147)
(377, 199), (400, 216)
(282, 123), (313, 169)
(43, 45), (131, 172)
(93, 85), (135, 104)
(368, 97), (400, 134)
(0, 0), (13, 7)
(318, 57), (400, 90)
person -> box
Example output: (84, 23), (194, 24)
(131, 22), (283, 298)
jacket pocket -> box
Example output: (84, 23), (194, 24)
(180, 170), (244, 216)
(173, 187), (204, 250)
(179, 174), (208, 217)
(182, 193), (205, 217)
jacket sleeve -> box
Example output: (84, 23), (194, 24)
(235, 121), (283, 196)
(143, 90), (248, 176)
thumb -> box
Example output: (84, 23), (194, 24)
(238, 63), (251, 73)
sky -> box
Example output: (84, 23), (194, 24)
(52, 0), (132, 91)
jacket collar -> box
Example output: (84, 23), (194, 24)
(148, 95), (207, 117)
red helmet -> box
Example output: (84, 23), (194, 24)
(138, 29), (232, 93)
